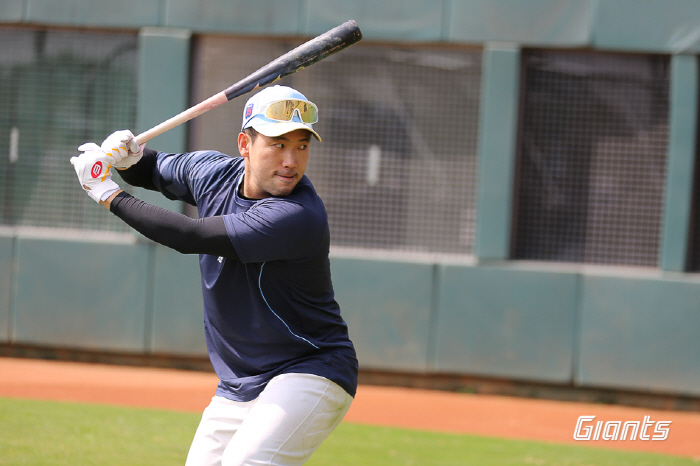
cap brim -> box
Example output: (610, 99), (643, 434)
(252, 122), (322, 142)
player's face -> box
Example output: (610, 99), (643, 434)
(238, 129), (311, 199)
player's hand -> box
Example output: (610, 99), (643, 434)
(100, 129), (144, 169)
(70, 146), (120, 203)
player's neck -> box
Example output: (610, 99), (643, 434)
(238, 175), (257, 201)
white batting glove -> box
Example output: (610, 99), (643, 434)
(70, 147), (120, 203)
(100, 129), (144, 169)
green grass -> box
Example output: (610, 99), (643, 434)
(0, 397), (697, 466)
(310, 424), (699, 466)
(0, 398), (198, 465)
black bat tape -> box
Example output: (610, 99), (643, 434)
(223, 20), (362, 101)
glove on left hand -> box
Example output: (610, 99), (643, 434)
(70, 146), (120, 203)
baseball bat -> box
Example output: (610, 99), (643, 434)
(135, 20), (362, 144)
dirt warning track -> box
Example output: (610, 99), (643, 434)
(1, 357), (698, 459)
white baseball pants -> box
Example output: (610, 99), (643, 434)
(184, 373), (353, 466)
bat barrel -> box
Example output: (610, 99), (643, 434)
(223, 20), (362, 101)
(134, 21), (362, 145)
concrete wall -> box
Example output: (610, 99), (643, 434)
(3, 0), (700, 398)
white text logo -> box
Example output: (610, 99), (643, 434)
(574, 415), (672, 441)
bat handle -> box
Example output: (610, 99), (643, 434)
(134, 91), (229, 144)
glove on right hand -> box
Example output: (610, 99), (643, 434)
(100, 129), (144, 169)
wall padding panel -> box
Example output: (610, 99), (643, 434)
(577, 274), (700, 396)
(13, 237), (150, 351)
(593, 0), (700, 53)
(306, 0), (445, 41)
(434, 264), (579, 383)
(0, 235), (13, 342)
(134, 27), (191, 212)
(474, 43), (520, 260)
(165, 0), (302, 34)
(24, 0), (160, 27)
(5, 0), (700, 54)
(150, 246), (207, 355)
(660, 54), (698, 271)
(330, 257), (434, 371)
(0, 1), (23, 22)
(449, 0), (595, 46)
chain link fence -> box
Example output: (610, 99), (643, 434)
(1, 28), (679, 267)
(0, 27), (137, 234)
(190, 38), (482, 256)
(514, 50), (670, 267)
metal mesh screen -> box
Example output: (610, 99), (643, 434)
(189, 38), (481, 255)
(514, 50), (670, 267)
(0, 27), (138, 233)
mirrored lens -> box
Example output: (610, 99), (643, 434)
(265, 100), (318, 123)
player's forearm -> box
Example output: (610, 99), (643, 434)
(114, 148), (159, 190)
(108, 191), (239, 258)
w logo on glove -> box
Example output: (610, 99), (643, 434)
(91, 161), (104, 179)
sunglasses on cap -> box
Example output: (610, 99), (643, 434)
(259, 99), (319, 124)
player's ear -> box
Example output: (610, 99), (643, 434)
(238, 132), (251, 158)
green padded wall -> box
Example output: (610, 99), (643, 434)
(165, 0), (303, 34)
(660, 54), (698, 271)
(13, 237), (150, 352)
(150, 246), (207, 356)
(0, 1), (22, 21)
(137, 27), (190, 154)
(577, 274), (700, 396)
(449, 0), (595, 45)
(474, 43), (520, 260)
(330, 257), (435, 372)
(434, 264), (579, 383)
(1, 0), (699, 54)
(306, 0), (445, 41)
(0, 235), (12, 342)
(24, 0), (160, 27)
(593, 0), (700, 53)
(133, 27), (191, 212)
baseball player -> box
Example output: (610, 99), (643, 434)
(70, 85), (358, 466)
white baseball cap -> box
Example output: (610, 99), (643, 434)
(241, 85), (322, 141)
